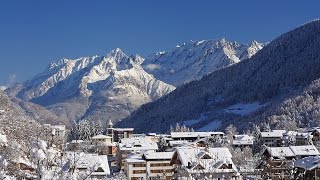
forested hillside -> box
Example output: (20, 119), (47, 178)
(117, 20), (320, 133)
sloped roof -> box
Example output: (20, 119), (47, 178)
(232, 134), (254, 145)
(265, 147), (295, 158)
(143, 151), (174, 160)
(294, 156), (320, 170)
(119, 137), (158, 151)
(265, 145), (320, 158)
(260, 130), (286, 138)
(290, 145), (320, 156)
(170, 131), (224, 138)
(174, 146), (237, 173)
(65, 152), (110, 176)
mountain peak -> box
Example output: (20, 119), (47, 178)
(110, 48), (125, 56)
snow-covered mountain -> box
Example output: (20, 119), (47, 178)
(143, 39), (264, 86)
(118, 20), (320, 133)
(11, 49), (175, 125)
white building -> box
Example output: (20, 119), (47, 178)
(91, 134), (112, 145)
(170, 146), (240, 179)
(118, 137), (158, 169)
(124, 151), (174, 180)
(232, 134), (254, 149)
(170, 131), (224, 142)
(259, 130), (286, 147)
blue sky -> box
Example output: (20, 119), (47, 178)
(0, 1), (319, 85)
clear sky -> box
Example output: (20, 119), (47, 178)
(0, 0), (319, 85)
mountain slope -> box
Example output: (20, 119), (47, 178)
(0, 90), (41, 148)
(143, 39), (263, 86)
(117, 20), (320, 133)
(11, 49), (175, 124)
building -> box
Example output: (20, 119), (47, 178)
(170, 146), (240, 179)
(106, 120), (134, 142)
(295, 132), (312, 146)
(311, 128), (320, 146)
(91, 134), (112, 145)
(117, 137), (158, 169)
(259, 130), (286, 147)
(294, 156), (320, 179)
(124, 151), (174, 180)
(259, 145), (320, 179)
(232, 134), (254, 149)
(65, 152), (110, 178)
(170, 131), (224, 142)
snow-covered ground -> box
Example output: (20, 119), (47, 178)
(197, 120), (221, 131)
(224, 102), (266, 116)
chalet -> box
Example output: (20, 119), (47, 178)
(124, 151), (174, 180)
(259, 145), (320, 179)
(117, 137), (158, 169)
(294, 156), (320, 179)
(232, 134), (254, 149)
(170, 131), (224, 142)
(259, 130), (286, 147)
(170, 146), (240, 179)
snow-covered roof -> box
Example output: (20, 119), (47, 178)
(265, 147), (295, 158)
(124, 154), (146, 163)
(112, 128), (134, 131)
(143, 151), (174, 160)
(294, 156), (320, 170)
(174, 146), (238, 173)
(65, 152), (110, 176)
(92, 134), (112, 140)
(170, 131), (224, 139)
(169, 140), (190, 147)
(232, 134), (254, 146)
(265, 145), (320, 158)
(290, 145), (320, 156)
(119, 137), (158, 151)
(260, 130), (286, 138)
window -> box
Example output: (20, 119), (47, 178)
(150, 163), (171, 167)
(133, 164), (146, 167)
(133, 170), (146, 174)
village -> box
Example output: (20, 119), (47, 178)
(2, 120), (319, 180)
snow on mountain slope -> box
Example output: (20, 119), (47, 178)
(143, 39), (264, 86)
(13, 49), (175, 124)
(118, 20), (320, 133)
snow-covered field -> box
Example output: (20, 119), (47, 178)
(224, 102), (266, 116)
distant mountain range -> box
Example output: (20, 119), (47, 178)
(6, 37), (262, 126)
(143, 39), (263, 86)
(117, 20), (320, 133)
